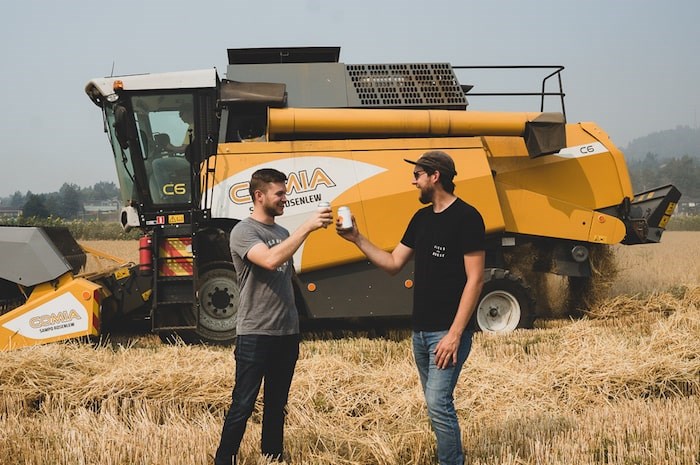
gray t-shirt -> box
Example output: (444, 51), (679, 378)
(229, 217), (299, 336)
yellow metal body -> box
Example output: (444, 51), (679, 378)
(268, 108), (560, 138)
(207, 119), (632, 273)
(484, 122), (632, 245)
(0, 272), (102, 351)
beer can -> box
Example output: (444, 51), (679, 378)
(318, 202), (331, 228)
(337, 206), (353, 229)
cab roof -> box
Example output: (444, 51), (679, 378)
(85, 68), (218, 106)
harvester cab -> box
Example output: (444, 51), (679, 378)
(85, 70), (242, 344)
(85, 70), (219, 219)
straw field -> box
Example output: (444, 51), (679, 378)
(1, 233), (699, 464)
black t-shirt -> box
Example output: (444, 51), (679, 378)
(401, 198), (485, 331)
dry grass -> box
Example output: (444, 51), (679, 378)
(81, 239), (139, 265)
(610, 231), (700, 295)
(1, 233), (694, 464)
(2, 286), (699, 464)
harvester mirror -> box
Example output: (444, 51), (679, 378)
(114, 105), (130, 150)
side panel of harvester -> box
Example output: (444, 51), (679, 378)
(485, 122), (632, 245)
(207, 137), (504, 319)
(207, 137), (505, 273)
(204, 111), (646, 320)
(0, 274), (102, 351)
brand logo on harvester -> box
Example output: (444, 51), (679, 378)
(208, 156), (387, 224)
(1, 293), (89, 340)
(29, 309), (82, 330)
(229, 168), (336, 204)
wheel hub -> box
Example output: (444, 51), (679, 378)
(207, 286), (233, 315)
(477, 290), (522, 333)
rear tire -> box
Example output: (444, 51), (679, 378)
(476, 269), (535, 333)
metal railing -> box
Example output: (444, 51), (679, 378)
(452, 65), (566, 120)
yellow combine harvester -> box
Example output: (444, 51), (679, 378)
(0, 47), (681, 350)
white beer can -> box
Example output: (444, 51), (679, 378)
(337, 206), (353, 230)
(318, 201), (331, 228)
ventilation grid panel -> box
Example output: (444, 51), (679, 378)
(346, 63), (467, 109)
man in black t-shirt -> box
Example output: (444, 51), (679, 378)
(337, 151), (485, 465)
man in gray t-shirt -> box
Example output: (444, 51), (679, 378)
(230, 218), (299, 336)
(215, 168), (332, 465)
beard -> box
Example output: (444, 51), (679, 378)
(263, 201), (284, 217)
(419, 185), (434, 204)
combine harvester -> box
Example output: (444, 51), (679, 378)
(0, 47), (681, 350)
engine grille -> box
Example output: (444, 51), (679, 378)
(346, 63), (467, 109)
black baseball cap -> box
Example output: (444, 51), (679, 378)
(404, 151), (457, 178)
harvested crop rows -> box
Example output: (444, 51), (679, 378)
(1, 232), (699, 464)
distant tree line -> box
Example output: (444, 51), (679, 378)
(627, 154), (699, 200)
(622, 125), (699, 201)
(0, 181), (119, 220)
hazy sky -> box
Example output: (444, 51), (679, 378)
(1, 0), (698, 197)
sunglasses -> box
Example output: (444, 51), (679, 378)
(413, 170), (427, 180)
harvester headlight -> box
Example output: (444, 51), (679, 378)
(106, 93), (119, 103)
(571, 245), (589, 263)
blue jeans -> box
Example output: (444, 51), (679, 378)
(413, 330), (474, 465)
(214, 334), (299, 465)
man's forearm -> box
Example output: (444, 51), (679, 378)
(449, 252), (486, 335)
(448, 278), (483, 336)
(260, 227), (311, 270)
(354, 234), (403, 275)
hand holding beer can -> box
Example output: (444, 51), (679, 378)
(337, 206), (353, 230)
(318, 201), (331, 228)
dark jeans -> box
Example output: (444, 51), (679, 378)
(214, 334), (300, 465)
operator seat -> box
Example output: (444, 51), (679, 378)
(150, 156), (190, 204)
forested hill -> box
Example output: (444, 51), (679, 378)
(620, 126), (700, 200)
(622, 126), (700, 161)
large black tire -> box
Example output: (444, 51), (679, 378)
(194, 266), (239, 344)
(476, 269), (535, 333)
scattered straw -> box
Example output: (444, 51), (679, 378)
(2, 287), (699, 464)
